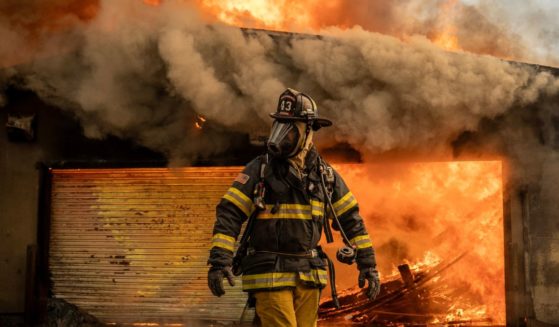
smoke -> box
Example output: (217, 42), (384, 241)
(474, 0), (559, 67)
(196, 0), (559, 66)
(2, 0), (557, 167)
(0, 0), (98, 67)
(285, 28), (559, 155)
(307, 0), (532, 61)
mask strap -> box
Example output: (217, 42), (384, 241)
(287, 120), (312, 158)
(304, 119), (312, 146)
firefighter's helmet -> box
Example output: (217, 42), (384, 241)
(269, 88), (332, 130)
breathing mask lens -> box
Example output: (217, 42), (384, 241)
(267, 121), (300, 158)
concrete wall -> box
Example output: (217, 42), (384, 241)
(506, 160), (559, 326)
(0, 117), (40, 313)
(0, 89), (165, 314)
(530, 154), (559, 324)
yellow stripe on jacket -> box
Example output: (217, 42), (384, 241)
(350, 234), (373, 249)
(332, 191), (358, 216)
(211, 233), (236, 252)
(242, 270), (328, 290)
(222, 186), (253, 216)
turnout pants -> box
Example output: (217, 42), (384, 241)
(253, 281), (321, 327)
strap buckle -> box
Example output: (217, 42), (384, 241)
(309, 249), (318, 258)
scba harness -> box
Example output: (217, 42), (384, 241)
(232, 153), (356, 308)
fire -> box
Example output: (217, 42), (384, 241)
(194, 114), (207, 129)
(433, 29), (460, 51)
(143, 0), (162, 6)
(397, 251), (442, 275)
(1, 0), (521, 69)
(193, 0), (467, 51)
(195, 0), (317, 32)
(431, 0), (462, 51)
(326, 161), (505, 324)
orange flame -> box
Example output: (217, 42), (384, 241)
(1, 0), (517, 69)
(431, 0), (462, 51)
(193, 0), (467, 51)
(195, 0), (318, 32)
(433, 28), (460, 51)
(327, 161), (505, 323)
(143, 0), (162, 6)
(194, 114), (207, 129)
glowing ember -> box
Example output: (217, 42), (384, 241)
(396, 251), (442, 275)
(194, 114), (207, 129)
(324, 161), (505, 324)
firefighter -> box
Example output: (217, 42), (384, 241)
(207, 88), (380, 327)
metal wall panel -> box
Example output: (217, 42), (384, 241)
(49, 167), (248, 324)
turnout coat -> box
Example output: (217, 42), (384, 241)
(208, 146), (376, 292)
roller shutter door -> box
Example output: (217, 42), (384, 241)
(49, 167), (248, 324)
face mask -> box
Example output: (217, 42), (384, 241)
(267, 121), (301, 158)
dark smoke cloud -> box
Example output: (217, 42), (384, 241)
(0, 0), (98, 67)
(312, 0), (531, 61)
(0, 0), (558, 169)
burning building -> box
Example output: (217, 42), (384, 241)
(1, 0), (559, 326)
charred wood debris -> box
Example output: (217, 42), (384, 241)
(318, 253), (502, 326)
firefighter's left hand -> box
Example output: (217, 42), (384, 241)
(208, 266), (235, 297)
(358, 267), (380, 300)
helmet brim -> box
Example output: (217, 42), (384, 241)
(269, 113), (332, 130)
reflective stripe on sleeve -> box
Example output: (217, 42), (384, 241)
(222, 187), (253, 216)
(211, 233), (236, 252)
(310, 200), (324, 217)
(332, 191), (358, 217)
(350, 234), (373, 249)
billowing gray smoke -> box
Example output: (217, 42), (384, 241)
(2, 0), (558, 168)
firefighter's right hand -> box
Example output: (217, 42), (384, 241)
(208, 266), (236, 297)
(358, 267), (380, 301)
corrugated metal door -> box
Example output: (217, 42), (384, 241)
(49, 167), (249, 324)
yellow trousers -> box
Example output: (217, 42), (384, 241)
(253, 282), (320, 327)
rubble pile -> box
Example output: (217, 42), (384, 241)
(47, 298), (104, 327)
(319, 254), (500, 326)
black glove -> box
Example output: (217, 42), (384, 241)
(208, 266), (235, 297)
(358, 267), (380, 300)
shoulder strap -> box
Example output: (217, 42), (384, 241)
(239, 154), (268, 245)
(317, 156), (334, 244)
(318, 156), (335, 194)
(317, 155), (353, 246)
(252, 153), (268, 210)
(232, 154), (268, 276)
